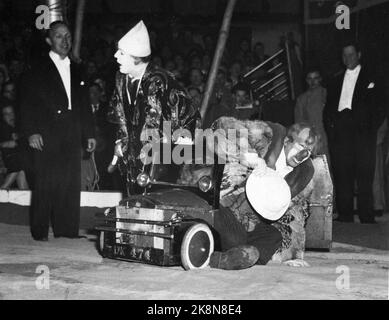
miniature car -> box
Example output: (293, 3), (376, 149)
(96, 142), (224, 270)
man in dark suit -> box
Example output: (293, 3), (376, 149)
(324, 42), (385, 224)
(20, 21), (96, 240)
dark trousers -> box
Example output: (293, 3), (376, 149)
(330, 110), (377, 221)
(30, 112), (81, 238)
(214, 205), (282, 265)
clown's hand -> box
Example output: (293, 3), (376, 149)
(283, 259), (310, 267)
(241, 152), (266, 170)
(114, 139), (124, 158)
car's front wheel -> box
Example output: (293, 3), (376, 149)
(98, 231), (107, 258)
(180, 223), (214, 270)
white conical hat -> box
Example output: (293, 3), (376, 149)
(118, 20), (151, 57)
(246, 167), (291, 221)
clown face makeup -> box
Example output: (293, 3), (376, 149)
(284, 127), (315, 167)
(114, 49), (137, 75)
(114, 49), (146, 78)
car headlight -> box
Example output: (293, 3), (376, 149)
(198, 176), (213, 192)
(137, 173), (150, 188)
(103, 208), (111, 216)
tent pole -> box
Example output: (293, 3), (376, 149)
(199, 0), (238, 124)
(72, 0), (86, 63)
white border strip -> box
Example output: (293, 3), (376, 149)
(0, 190), (123, 208)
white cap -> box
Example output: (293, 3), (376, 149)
(118, 20), (151, 57)
(245, 167), (291, 221)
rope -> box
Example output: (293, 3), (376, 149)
(90, 151), (100, 191)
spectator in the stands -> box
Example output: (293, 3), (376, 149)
(93, 77), (108, 104)
(189, 54), (203, 70)
(165, 59), (176, 73)
(188, 67), (205, 93)
(0, 103), (29, 190)
(202, 68), (234, 128)
(187, 86), (202, 111)
(226, 77), (234, 90)
(236, 38), (252, 66)
(85, 60), (98, 84)
(230, 81), (258, 121)
(232, 82), (252, 108)
(295, 67), (329, 160)
(252, 41), (269, 66)
(173, 53), (187, 76)
(2, 81), (16, 102)
(8, 58), (24, 81)
(229, 61), (243, 87)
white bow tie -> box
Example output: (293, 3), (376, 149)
(58, 57), (70, 66)
(346, 66), (360, 75)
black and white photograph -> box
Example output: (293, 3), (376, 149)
(0, 0), (388, 304)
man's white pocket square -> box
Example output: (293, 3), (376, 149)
(367, 82), (375, 89)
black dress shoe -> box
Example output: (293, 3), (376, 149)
(33, 236), (48, 241)
(209, 245), (260, 270)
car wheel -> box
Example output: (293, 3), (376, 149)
(98, 231), (107, 258)
(181, 223), (214, 270)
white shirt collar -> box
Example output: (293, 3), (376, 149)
(49, 50), (70, 65)
(275, 146), (294, 178)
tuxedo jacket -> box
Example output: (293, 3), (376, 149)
(20, 54), (94, 144)
(323, 66), (385, 140)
